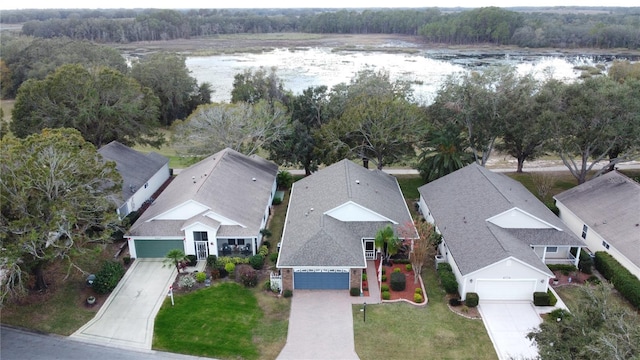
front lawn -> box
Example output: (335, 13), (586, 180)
(353, 266), (497, 360)
(153, 282), (289, 360)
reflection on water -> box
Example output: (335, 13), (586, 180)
(187, 47), (597, 105)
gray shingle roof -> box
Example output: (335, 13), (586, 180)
(129, 148), (278, 238)
(98, 141), (169, 203)
(418, 164), (584, 276)
(555, 171), (640, 268)
(277, 159), (415, 268)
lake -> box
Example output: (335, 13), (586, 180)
(186, 47), (599, 105)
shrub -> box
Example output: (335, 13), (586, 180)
(272, 198), (283, 205)
(277, 170), (293, 189)
(533, 291), (551, 306)
(239, 269), (258, 287)
(262, 240), (271, 248)
(123, 256), (131, 266)
(283, 289), (293, 298)
(225, 262), (236, 274)
(93, 261), (125, 295)
(350, 287), (360, 296)
(414, 293), (423, 303)
(362, 273), (367, 281)
(381, 268), (386, 275)
(381, 284), (389, 292)
(217, 266), (228, 278)
(210, 268), (220, 280)
(547, 289), (557, 306)
(258, 245), (269, 257)
(415, 288), (422, 295)
(594, 251), (640, 308)
(393, 268), (401, 273)
(179, 274), (196, 289)
(195, 272), (206, 283)
(390, 272), (406, 291)
(206, 255), (218, 268)
(437, 265), (459, 294)
(249, 254), (265, 270)
(465, 292), (479, 307)
(263, 280), (272, 291)
(186, 255), (197, 267)
(449, 298), (461, 306)
(406, 264), (412, 271)
(547, 264), (577, 273)
(437, 262), (452, 272)
(586, 275), (601, 284)
(382, 291), (391, 300)
(571, 248), (593, 274)
(381, 275), (387, 282)
(548, 308), (571, 321)
(269, 252), (278, 263)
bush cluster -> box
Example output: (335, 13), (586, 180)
(206, 255), (218, 268)
(381, 275), (387, 282)
(362, 273), (367, 281)
(547, 289), (557, 306)
(393, 268), (401, 273)
(594, 251), (640, 308)
(382, 291), (391, 300)
(225, 262), (236, 273)
(533, 291), (550, 306)
(122, 256), (132, 265)
(437, 263), (458, 294)
(405, 264), (412, 271)
(195, 272), (207, 283)
(186, 255), (197, 267)
(258, 245), (269, 257)
(217, 256), (249, 266)
(381, 284), (389, 292)
(390, 272), (406, 291)
(392, 258), (411, 264)
(350, 287), (360, 296)
(464, 292), (479, 307)
(179, 274), (196, 289)
(239, 269), (258, 287)
(413, 293), (423, 303)
(449, 298), (461, 306)
(269, 252), (278, 263)
(571, 248), (593, 274)
(93, 261), (125, 294)
(283, 289), (293, 298)
(249, 254), (264, 270)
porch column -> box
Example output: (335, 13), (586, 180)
(541, 246), (547, 262)
(574, 247), (581, 268)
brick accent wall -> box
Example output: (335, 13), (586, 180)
(350, 268), (362, 289)
(282, 268), (293, 291)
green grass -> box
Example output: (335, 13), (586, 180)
(353, 267), (497, 360)
(395, 174), (424, 200)
(554, 285), (636, 314)
(154, 282), (273, 359)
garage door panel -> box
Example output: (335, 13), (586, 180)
(475, 279), (536, 301)
(294, 270), (349, 290)
(135, 239), (184, 258)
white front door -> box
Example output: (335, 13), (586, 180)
(195, 241), (208, 260)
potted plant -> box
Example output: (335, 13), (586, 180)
(87, 296), (96, 305)
(552, 278), (559, 285)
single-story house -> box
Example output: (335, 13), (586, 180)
(418, 164), (585, 302)
(127, 148), (278, 260)
(277, 159), (416, 291)
(98, 141), (170, 219)
(554, 171), (640, 279)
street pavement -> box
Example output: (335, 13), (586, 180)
(1, 326), (213, 360)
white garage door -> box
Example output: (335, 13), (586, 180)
(475, 279), (536, 301)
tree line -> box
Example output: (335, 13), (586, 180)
(6, 7), (640, 49)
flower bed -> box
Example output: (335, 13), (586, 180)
(376, 259), (426, 305)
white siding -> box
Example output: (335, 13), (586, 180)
(120, 164), (170, 218)
(183, 224), (218, 256)
(557, 201), (640, 279)
(464, 258), (549, 301)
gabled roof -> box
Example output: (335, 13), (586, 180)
(555, 171), (640, 268)
(98, 141), (169, 203)
(129, 148), (278, 238)
(418, 164), (584, 276)
(277, 159), (416, 268)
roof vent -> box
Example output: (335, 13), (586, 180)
(192, 176), (196, 184)
(252, 177), (256, 182)
(355, 180), (360, 184)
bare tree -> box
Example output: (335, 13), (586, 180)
(531, 172), (557, 201)
(400, 219), (440, 284)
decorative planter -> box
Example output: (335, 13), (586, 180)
(552, 279), (559, 285)
(87, 296), (96, 305)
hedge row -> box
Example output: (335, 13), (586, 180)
(594, 251), (640, 309)
(437, 263), (458, 294)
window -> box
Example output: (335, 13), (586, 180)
(193, 231), (208, 241)
(602, 240), (610, 250)
(228, 239), (236, 245)
(546, 246), (558, 253)
(237, 239), (245, 246)
(582, 225), (588, 239)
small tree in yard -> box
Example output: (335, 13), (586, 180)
(400, 219), (441, 284)
(164, 249), (187, 272)
(375, 225), (402, 265)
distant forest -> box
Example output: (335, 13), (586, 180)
(2, 7), (640, 49)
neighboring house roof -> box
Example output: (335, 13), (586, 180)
(129, 148), (278, 238)
(98, 141), (169, 204)
(419, 164), (584, 277)
(554, 171), (640, 268)
(278, 159), (416, 268)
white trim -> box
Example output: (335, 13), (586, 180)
(275, 182), (296, 269)
(486, 207), (562, 230)
(127, 236), (183, 240)
(465, 256), (553, 279)
(203, 210), (245, 228)
(148, 199), (208, 221)
(324, 200), (398, 224)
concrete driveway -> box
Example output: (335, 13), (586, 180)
(71, 259), (177, 350)
(478, 302), (542, 360)
(277, 290), (359, 360)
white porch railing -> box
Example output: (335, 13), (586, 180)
(270, 272), (282, 293)
(365, 250), (376, 260)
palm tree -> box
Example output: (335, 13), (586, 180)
(375, 225), (401, 265)
(417, 123), (474, 183)
(164, 249), (187, 272)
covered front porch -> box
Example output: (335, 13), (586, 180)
(532, 245), (583, 267)
(218, 238), (254, 257)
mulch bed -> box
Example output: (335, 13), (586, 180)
(375, 259), (426, 304)
(550, 270), (591, 286)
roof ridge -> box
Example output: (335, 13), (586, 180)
(344, 160), (353, 199)
(476, 164), (513, 205)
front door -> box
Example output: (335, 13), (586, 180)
(363, 239), (375, 260)
(195, 241), (208, 260)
